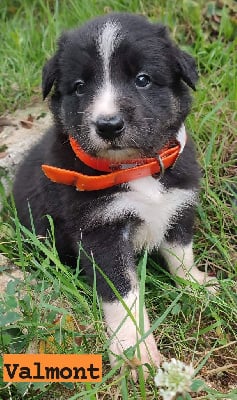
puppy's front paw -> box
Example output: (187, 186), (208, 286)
(108, 325), (161, 380)
(198, 273), (219, 294)
(184, 268), (219, 294)
(103, 294), (161, 379)
(109, 326), (161, 366)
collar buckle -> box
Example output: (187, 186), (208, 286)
(152, 154), (165, 178)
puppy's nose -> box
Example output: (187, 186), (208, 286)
(95, 115), (125, 139)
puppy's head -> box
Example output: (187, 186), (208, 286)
(43, 13), (198, 160)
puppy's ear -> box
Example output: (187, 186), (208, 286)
(42, 33), (68, 99)
(42, 55), (58, 99)
(176, 49), (198, 90)
(155, 24), (198, 90)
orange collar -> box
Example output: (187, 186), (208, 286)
(42, 126), (186, 191)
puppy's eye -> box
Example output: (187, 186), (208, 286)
(74, 80), (85, 96)
(135, 73), (151, 88)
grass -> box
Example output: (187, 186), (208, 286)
(0, 0), (237, 399)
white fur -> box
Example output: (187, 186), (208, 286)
(97, 21), (122, 83)
(91, 125), (195, 248)
(176, 123), (186, 153)
(100, 177), (197, 251)
(92, 21), (122, 120)
(103, 288), (161, 372)
(160, 241), (218, 291)
(92, 83), (117, 119)
(89, 82), (119, 151)
(160, 241), (195, 278)
(89, 21), (122, 147)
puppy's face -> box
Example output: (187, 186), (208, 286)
(43, 13), (198, 160)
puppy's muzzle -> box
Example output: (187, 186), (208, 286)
(95, 114), (125, 140)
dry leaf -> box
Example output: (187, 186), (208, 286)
(20, 114), (35, 129)
(20, 119), (34, 129)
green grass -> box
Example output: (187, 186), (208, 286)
(0, 0), (237, 399)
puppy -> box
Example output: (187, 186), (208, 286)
(13, 13), (215, 373)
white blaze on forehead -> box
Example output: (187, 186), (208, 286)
(92, 20), (122, 119)
(97, 20), (122, 81)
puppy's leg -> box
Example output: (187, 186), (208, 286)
(160, 207), (218, 292)
(160, 240), (217, 285)
(82, 224), (160, 373)
(103, 284), (160, 372)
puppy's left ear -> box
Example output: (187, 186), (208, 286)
(176, 49), (198, 90)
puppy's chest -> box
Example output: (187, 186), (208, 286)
(103, 176), (196, 251)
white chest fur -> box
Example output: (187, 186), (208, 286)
(102, 176), (197, 251)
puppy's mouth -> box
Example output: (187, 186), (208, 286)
(97, 146), (141, 162)
(89, 126), (142, 161)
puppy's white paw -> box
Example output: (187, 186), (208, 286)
(103, 291), (161, 379)
(178, 264), (219, 293)
(176, 269), (219, 294)
(194, 271), (219, 294)
(109, 326), (161, 373)
(160, 241), (219, 294)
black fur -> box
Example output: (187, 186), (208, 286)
(13, 13), (200, 302)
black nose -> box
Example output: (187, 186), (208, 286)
(95, 115), (125, 140)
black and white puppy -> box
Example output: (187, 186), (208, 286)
(13, 13), (215, 372)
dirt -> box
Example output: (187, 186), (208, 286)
(0, 103), (51, 291)
(0, 103), (51, 188)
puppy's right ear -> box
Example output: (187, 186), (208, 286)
(42, 55), (58, 99)
(42, 33), (68, 99)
